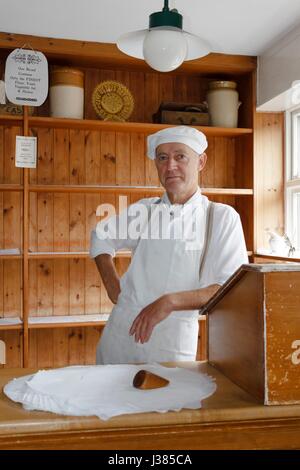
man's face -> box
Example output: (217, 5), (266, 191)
(155, 142), (206, 195)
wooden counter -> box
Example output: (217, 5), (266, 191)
(1, 362), (300, 450)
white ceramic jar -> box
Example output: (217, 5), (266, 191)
(206, 81), (241, 128)
(50, 68), (84, 119)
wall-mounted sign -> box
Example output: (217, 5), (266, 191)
(15, 136), (37, 168)
(5, 48), (48, 106)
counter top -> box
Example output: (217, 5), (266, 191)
(1, 362), (300, 449)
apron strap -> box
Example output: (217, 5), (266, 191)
(199, 201), (215, 280)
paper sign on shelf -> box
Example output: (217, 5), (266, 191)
(15, 136), (37, 168)
(5, 48), (48, 106)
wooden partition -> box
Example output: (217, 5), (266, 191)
(205, 264), (300, 405)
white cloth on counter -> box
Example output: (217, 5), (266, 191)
(4, 364), (216, 421)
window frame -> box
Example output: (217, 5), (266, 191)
(285, 106), (300, 250)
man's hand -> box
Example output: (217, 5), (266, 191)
(129, 295), (173, 344)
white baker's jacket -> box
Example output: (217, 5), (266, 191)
(90, 188), (248, 364)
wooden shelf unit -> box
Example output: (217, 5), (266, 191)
(0, 31), (257, 369)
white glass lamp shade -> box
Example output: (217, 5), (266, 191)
(143, 29), (188, 72)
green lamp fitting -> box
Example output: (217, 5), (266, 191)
(149, 0), (183, 30)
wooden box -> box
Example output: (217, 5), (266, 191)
(205, 264), (300, 405)
(159, 110), (209, 126)
(153, 101), (209, 125)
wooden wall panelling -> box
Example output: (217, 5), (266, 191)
(85, 326), (102, 365)
(85, 130), (101, 184)
(201, 137), (215, 188)
(159, 74), (174, 103)
(3, 260), (22, 318)
(70, 258), (85, 315)
(100, 131), (116, 185)
(4, 126), (22, 184)
(54, 193), (69, 251)
(200, 137), (237, 189)
(37, 193), (54, 252)
(173, 75), (188, 102)
(85, 257), (101, 315)
(53, 259), (69, 316)
(235, 74), (254, 129)
(54, 128), (69, 184)
(130, 133), (145, 186)
(254, 112), (284, 250)
(226, 137), (236, 189)
(70, 129), (85, 185)
(128, 72), (145, 123)
(3, 191), (22, 249)
(116, 70), (131, 95)
(37, 260), (54, 317)
(30, 326), (102, 367)
(116, 132), (131, 186)
(235, 134), (253, 189)
(30, 127), (53, 184)
(145, 135), (160, 186)
(36, 328), (54, 367)
(29, 260), (38, 317)
(70, 193), (85, 251)
(236, 195), (254, 252)
(144, 73), (160, 124)
(52, 328), (69, 366)
(68, 326), (85, 365)
(214, 137), (230, 188)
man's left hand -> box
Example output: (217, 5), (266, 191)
(129, 295), (173, 344)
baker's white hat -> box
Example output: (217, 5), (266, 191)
(147, 126), (208, 160)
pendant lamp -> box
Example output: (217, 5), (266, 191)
(117, 0), (211, 72)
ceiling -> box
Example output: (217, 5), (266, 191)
(1, 0), (300, 56)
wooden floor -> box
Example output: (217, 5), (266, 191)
(1, 362), (300, 449)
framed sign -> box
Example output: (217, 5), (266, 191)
(5, 48), (48, 106)
(15, 136), (37, 168)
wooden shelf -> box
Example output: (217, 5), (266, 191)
(0, 184), (23, 191)
(202, 188), (253, 195)
(254, 253), (300, 263)
(28, 250), (131, 259)
(0, 317), (23, 330)
(0, 249), (22, 259)
(0, 115), (23, 125)
(28, 116), (253, 137)
(28, 184), (253, 196)
(29, 184), (164, 195)
(28, 314), (109, 329)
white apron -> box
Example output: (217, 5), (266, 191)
(96, 193), (209, 364)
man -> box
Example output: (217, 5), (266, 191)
(90, 126), (248, 364)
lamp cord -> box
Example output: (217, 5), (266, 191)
(163, 0), (169, 12)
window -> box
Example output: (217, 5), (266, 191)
(286, 107), (300, 250)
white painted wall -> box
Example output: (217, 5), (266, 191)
(257, 24), (300, 111)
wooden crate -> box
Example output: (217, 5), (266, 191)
(206, 264), (300, 405)
(159, 110), (209, 126)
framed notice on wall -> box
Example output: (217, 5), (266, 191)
(15, 136), (37, 168)
(5, 48), (48, 106)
